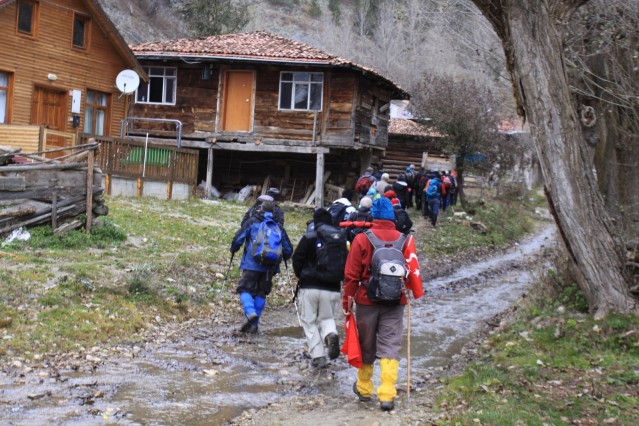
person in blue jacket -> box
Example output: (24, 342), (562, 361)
(230, 200), (293, 333)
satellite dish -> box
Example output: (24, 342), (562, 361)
(115, 69), (140, 94)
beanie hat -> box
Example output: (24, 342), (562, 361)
(383, 190), (396, 199)
(391, 198), (400, 206)
(381, 173), (389, 181)
(257, 194), (274, 202)
(371, 197), (395, 221)
(359, 196), (373, 209)
(313, 207), (332, 226)
(405, 167), (411, 172)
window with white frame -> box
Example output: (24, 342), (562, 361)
(0, 71), (12, 124)
(84, 90), (110, 135)
(279, 72), (323, 111)
(136, 67), (176, 105)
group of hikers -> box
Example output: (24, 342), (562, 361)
(229, 186), (423, 412)
(355, 164), (458, 228)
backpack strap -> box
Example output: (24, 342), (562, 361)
(363, 229), (407, 251)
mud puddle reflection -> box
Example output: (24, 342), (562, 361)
(0, 225), (556, 425)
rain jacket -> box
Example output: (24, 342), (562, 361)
(342, 219), (423, 312)
(231, 211), (293, 273)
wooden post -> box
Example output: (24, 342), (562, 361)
(315, 151), (325, 207)
(85, 148), (94, 232)
(205, 146), (214, 199)
(167, 150), (176, 201)
(51, 192), (58, 231)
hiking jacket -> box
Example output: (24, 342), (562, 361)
(292, 233), (341, 293)
(231, 212), (293, 273)
(342, 220), (424, 311)
(424, 178), (444, 198)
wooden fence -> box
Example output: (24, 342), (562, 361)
(80, 134), (199, 199)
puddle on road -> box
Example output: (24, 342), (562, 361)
(0, 225), (556, 425)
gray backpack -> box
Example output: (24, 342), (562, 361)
(363, 230), (408, 304)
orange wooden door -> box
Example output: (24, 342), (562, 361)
(31, 86), (68, 157)
(222, 71), (254, 132)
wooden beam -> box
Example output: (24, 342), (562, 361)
(315, 151), (325, 207)
(0, 177), (26, 191)
(205, 146), (214, 199)
(85, 149), (94, 233)
(212, 142), (329, 154)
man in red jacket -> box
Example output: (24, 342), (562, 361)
(342, 197), (424, 412)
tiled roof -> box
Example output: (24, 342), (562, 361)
(132, 31), (408, 98)
(389, 119), (441, 137)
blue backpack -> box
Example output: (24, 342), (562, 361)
(251, 217), (283, 267)
(425, 179), (440, 198)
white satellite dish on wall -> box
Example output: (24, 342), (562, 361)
(115, 69), (140, 94)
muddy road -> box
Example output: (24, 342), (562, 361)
(0, 221), (557, 425)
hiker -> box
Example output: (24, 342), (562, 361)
(392, 174), (409, 208)
(292, 208), (346, 368)
(448, 171), (459, 206)
(342, 197), (424, 412)
(328, 197), (356, 227)
(230, 200), (293, 333)
(344, 196), (374, 242)
(372, 166), (384, 181)
(423, 172), (443, 228)
(414, 167), (426, 211)
(241, 187), (285, 228)
(391, 198), (413, 235)
(355, 167), (377, 200)
(375, 172), (391, 195)
(440, 171), (453, 212)
(404, 165), (416, 209)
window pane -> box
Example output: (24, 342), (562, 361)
(73, 17), (85, 47)
(279, 82), (292, 109)
(95, 110), (105, 135)
(294, 73), (310, 82)
(149, 76), (164, 102)
(149, 67), (164, 76)
(98, 93), (108, 106)
(18, 2), (33, 33)
(0, 91), (6, 123)
(294, 83), (309, 109)
(311, 73), (323, 82)
(310, 83), (322, 111)
(281, 72), (293, 81)
(165, 78), (175, 103)
(84, 107), (94, 133)
(0, 72), (7, 86)
(136, 82), (148, 102)
(86, 90), (95, 104)
(165, 68), (176, 76)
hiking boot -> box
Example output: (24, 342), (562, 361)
(352, 382), (372, 402)
(240, 312), (258, 333)
(311, 356), (328, 369)
(248, 324), (259, 334)
(380, 400), (395, 412)
(325, 333), (340, 360)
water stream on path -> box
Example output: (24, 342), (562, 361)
(0, 224), (556, 425)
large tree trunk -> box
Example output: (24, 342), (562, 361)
(471, 0), (637, 317)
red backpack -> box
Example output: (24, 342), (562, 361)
(355, 175), (372, 195)
(442, 175), (452, 189)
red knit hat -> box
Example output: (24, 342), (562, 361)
(391, 198), (400, 206)
(384, 190), (397, 199)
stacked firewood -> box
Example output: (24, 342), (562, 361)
(0, 141), (107, 236)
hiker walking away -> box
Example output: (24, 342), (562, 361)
(392, 174), (409, 208)
(449, 171), (459, 206)
(328, 197), (356, 227)
(241, 187), (285, 228)
(414, 167), (426, 211)
(355, 167), (377, 201)
(372, 165), (384, 181)
(342, 197), (424, 412)
(440, 171), (453, 212)
(231, 200), (293, 333)
(292, 208), (347, 368)
(423, 172), (443, 228)
(391, 198), (413, 235)
(404, 165), (416, 209)
(345, 196), (374, 242)
(375, 172), (391, 195)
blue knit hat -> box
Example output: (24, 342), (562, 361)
(371, 197), (395, 221)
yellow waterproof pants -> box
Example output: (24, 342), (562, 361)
(355, 364), (374, 398)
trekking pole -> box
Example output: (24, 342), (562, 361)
(221, 252), (235, 292)
(284, 260), (302, 327)
(407, 292), (412, 400)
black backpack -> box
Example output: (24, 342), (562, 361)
(314, 224), (348, 282)
(363, 230), (407, 304)
(328, 201), (349, 227)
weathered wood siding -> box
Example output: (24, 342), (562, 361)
(129, 63), (219, 135)
(0, 124), (42, 152)
(354, 80), (393, 149)
(0, 0), (131, 136)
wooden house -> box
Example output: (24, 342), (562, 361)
(0, 0), (146, 155)
(129, 31), (409, 206)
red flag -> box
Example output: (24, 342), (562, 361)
(340, 314), (363, 369)
(403, 235), (424, 299)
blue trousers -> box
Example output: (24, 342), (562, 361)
(240, 292), (266, 324)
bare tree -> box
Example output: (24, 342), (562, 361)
(410, 74), (514, 206)
(469, 0), (638, 317)
(181, 0), (250, 37)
